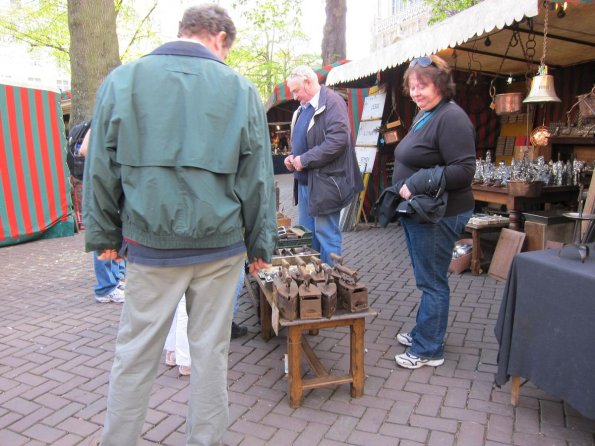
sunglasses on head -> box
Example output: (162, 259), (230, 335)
(410, 57), (433, 68)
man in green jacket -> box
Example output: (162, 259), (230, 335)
(83, 4), (277, 445)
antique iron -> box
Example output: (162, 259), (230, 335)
(273, 261), (299, 321)
(309, 257), (326, 284)
(319, 264), (337, 318)
(330, 253), (369, 313)
(297, 267), (322, 320)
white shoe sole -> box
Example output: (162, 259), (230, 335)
(395, 354), (444, 369)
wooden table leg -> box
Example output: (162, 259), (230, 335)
(259, 289), (272, 341)
(287, 326), (303, 408)
(470, 228), (482, 275)
(509, 209), (521, 231)
(350, 318), (365, 398)
(511, 375), (520, 406)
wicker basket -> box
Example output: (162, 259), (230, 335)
(507, 181), (543, 198)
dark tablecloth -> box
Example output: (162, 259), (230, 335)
(495, 245), (595, 419)
(272, 154), (290, 175)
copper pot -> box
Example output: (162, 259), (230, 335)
(494, 92), (523, 115)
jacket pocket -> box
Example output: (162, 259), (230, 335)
(311, 171), (350, 214)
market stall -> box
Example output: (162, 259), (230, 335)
(326, 0), (595, 220)
(0, 83), (73, 247)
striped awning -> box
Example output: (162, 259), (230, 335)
(0, 83), (73, 246)
(264, 59), (350, 112)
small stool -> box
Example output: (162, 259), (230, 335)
(280, 310), (376, 408)
(465, 221), (509, 275)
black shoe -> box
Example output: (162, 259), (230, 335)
(231, 322), (248, 339)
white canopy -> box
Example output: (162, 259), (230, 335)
(327, 0), (595, 86)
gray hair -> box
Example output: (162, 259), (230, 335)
(178, 4), (236, 48)
(287, 66), (318, 84)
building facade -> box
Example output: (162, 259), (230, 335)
(373, 0), (431, 50)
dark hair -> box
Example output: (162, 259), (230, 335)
(402, 55), (456, 100)
(178, 4), (236, 48)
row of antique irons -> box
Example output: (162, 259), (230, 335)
(271, 253), (368, 321)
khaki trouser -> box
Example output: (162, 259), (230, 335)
(100, 253), (245, 446)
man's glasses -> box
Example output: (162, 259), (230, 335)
(410, 57), (433, 68)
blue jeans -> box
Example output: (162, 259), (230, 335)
(298, 183), (342, 265)
(400, 210), (472, 359)
(93, 252), (126, 297)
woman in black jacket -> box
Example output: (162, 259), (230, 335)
(393, 55), (476, 369)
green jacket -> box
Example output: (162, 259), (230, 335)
(83, 41), (277, 262)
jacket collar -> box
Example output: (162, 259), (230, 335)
(147, 41), (226, 65)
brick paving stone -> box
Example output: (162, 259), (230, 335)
(143, 414), (185, 443)
(428, 430), (456, 446)
(355, 407), (387, 433)
(292, 422), (329, 446)
(0, 428), (29, 446)
(486, 413), (514, 444)
(409, 414), (458, 434)
(379, 422), (429, 442)
(22, 423), (66, 443)
(347, 430), (406, 446)
(445, 386), (469, 408)
(540, 399), (566, 426)
(441, 406), (488, 424)
(324, 415), (359, 442)
(51, 433), (85, 446)
(458, 420), (487, 445)
(415, 394), (443, 416)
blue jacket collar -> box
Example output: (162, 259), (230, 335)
(147, 41), (225, 65)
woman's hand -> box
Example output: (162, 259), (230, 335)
(399, 184), (412, 200)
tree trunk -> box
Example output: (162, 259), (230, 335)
(67, 0), (120, 125)
(322, 0), (346, 65)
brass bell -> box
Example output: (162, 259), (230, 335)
(523, 73), (561, 103)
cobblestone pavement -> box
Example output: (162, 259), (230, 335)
(1, 174), (594, 446)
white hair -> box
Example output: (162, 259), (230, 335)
(287, 65), (318, 84)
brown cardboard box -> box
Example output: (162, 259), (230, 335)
(448, 239), (472, 274)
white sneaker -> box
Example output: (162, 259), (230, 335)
(395, 351), (444, 369)
(397, 332), (413, 347)
(95, 287), (125, 304)
(117, 279), (126, 290)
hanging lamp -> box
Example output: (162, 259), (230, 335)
(523, 0), (561, 103)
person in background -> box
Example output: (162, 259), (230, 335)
(79, 129), (126, 304)
(393, 54), (476, 369)
(164, 268), (247, 376)
(278, 132), (289, 153)
(283, 65), (363, 265)
(84, 4), (277, 445)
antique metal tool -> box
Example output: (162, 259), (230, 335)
(330, 253), (368, 313)
(309, 257), (326, 284)
(319, 264), (337, 318)
(273, 260), (299, 320)
(297, 267), (322, 320)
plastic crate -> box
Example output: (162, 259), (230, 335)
(276, 225), (313, 248)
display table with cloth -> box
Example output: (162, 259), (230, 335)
(495, 247), (595, 419)
(272, 154), (290, 175)
(252, 272), (376, 408)
(472, 184), (577, 230)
